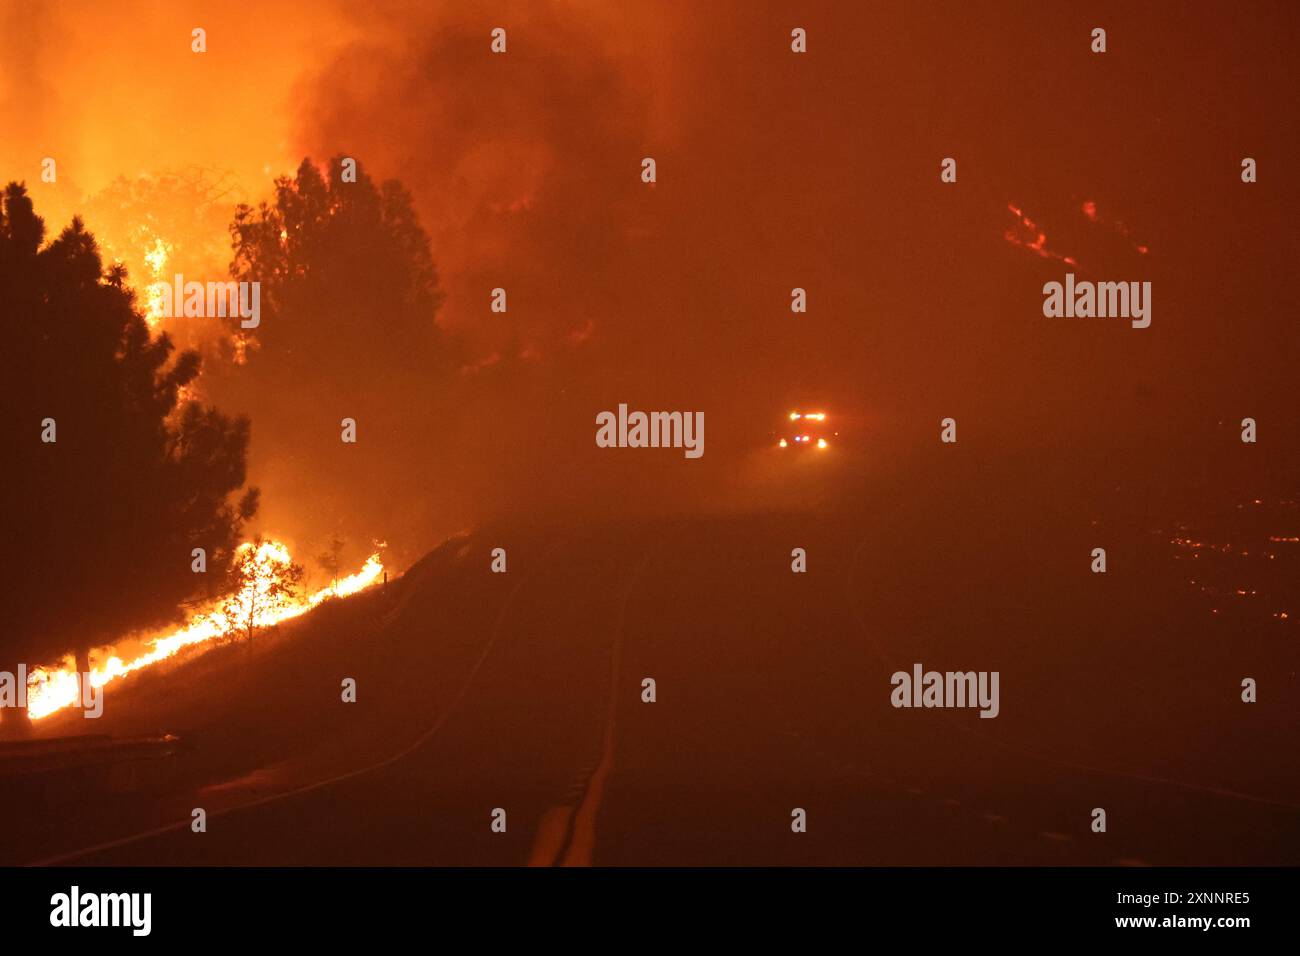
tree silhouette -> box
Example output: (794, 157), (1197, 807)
(206, 158), (447, 562)
(0, 182), (258, 733)
(316, 532), (346, 589)
(227, 157), (442, 382)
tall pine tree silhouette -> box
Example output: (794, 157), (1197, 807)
(0, 182), (258, 734)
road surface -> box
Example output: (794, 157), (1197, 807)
(17, 511), (1300, 866)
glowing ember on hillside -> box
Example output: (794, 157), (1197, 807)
(1004, 202), (1076, 266)
(26, 541), (384, 719)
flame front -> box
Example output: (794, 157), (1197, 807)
(26, 540), (384, 720)
(140, 234), (173, 329)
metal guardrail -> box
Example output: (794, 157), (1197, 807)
(0, 733), (182, 779)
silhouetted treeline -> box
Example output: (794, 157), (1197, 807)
(200, 158), (451, 572)
(0, 182), (257, 728)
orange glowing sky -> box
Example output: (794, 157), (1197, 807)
(2, 0), (361, 237)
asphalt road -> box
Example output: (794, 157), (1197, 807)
(25, 511), (1300, 866)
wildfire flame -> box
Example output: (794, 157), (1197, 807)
(140, 234), (173, 329)
(26, 540), (384, 720)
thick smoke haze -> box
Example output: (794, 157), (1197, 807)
(288, 1), (1299, 544)
(2, 0), (1298, 885)
(3, 0), (1297, 576)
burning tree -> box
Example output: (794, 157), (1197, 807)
(316, 532), (346, 590)
(222, 540), (305, 645)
